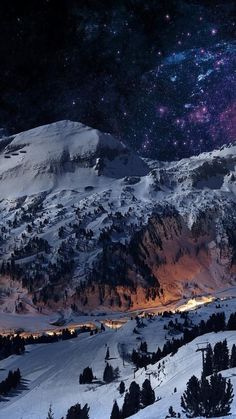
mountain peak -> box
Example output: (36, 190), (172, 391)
(0, 120), (148, 198)
(6, 119), (125, 157)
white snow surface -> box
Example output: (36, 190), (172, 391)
(1, 297), (236, 418)
(0, 120), (147, 198)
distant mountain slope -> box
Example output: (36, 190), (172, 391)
(0, 120), (235, 313)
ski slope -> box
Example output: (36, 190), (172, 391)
(1, 298), (236, 418)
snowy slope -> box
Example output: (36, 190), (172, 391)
(1, 297), (236, 418)
(132, 331), (236, 419)
(0, 120), (148, 198)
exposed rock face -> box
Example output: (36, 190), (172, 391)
(130, 208), (236, 303)
(72, 206), (236, 311)
(0, 120), (236, 313)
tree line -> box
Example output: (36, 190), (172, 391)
(0, 334), (25, 360)
(0, 368), (21, 397)
(79, 362), (120, 385)
(203, 339), (236, 376)
(47, 377), (155, 419)
(181, 372), (233, 417)
(181, 338), (236, 417)
(0, 326), (93, 362)
(132, 311), (236, 369)
(110, 378), (155, 419)
(24, 328), (79, 345)
(47, 402), (89, 419)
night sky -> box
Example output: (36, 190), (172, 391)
(0, 0), (235, 160)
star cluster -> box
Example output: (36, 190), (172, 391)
(135, 42), (236, 159)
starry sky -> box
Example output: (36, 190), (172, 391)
(0, 0), (235, 160)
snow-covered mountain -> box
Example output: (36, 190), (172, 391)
(0, 120), (236, 315)
(0, 120), (148, 198)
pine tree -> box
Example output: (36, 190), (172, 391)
(213, 340), (229, 372)
(140, 341), (148, 353)
(227, 313), (236, 330)
(181, 375), (201, 418)
(79, 367), (93, 384)
(141, 379), (155, 407)
(119, 380), (125, 395)
(209, 373), (233, 417)
(168, 406), (177, 417)
(203, 344), (213, 377)
(46, 404), (54, 419)
(66, 403), (89, 419)
(110, 400), (120, 419)
(199, 374), (212, 417)
(103, 363), (114, 383)
(15, 368), (21, 383)
(105, 347), (110, 360)
(122, 381), (141, 418)
(181, 373), (234, 418)
(230, 344), (236, 368)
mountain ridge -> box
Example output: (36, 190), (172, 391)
(0, 120), (235, 315)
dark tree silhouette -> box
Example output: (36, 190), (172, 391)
(110, 400), (121, 419)
(46, 404), (54, 419)
(103, 363), (114, 383)
(227, 313), (236, 330)
(0, 368), (22, 396)
(105, 347), (110, 360)
(181, 375), (201, 418)
(119, 380), (125, 395)
(122, 381), (141, 418)
(167, 406), (177, 417)
(213, 340), (229, 372)
(210, 373), (233, 417)
(203, 344), (213, 377)
(79, 367), (93, 384)
(230, 344), (236, 368)
(141, 379), (155, 407)
(66, 403), (89, 419)
(181, 373), (234, 418)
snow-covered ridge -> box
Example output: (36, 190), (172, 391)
(9, 120), (125, 156)
(0, 120), (148, 197)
